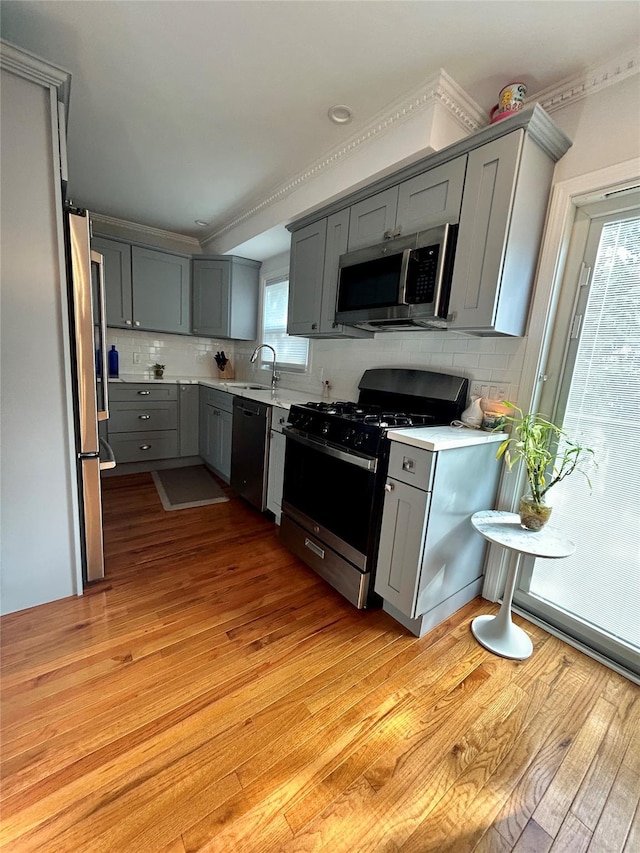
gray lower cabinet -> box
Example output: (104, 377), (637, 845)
(92, 235), (191, 335)
(199, 386), (233, 482)
(448, 129), (556, 336)
(179, 385), (199, 457)
(374, 440), (502, 636)
(191, 256), (260, 340)
(288, 212), (372, 339)
(108, 383), (179, 464)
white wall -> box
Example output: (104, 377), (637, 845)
(0, 69), (80, 614)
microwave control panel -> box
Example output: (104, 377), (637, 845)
(405, 245), (440, 304)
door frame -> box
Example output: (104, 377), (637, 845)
(482, 157), (640, 603)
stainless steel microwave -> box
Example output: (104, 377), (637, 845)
(335, 224), (457, 331)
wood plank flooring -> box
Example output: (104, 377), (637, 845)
(1, 472), (638, 852)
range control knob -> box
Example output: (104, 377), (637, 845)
(342, 427), (355, 443)
(321, 421), (330, 436)
(353, 433), (364, 448)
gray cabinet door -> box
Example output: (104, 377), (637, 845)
(217, 409), (233, 483)
(192, 259), (230, 337)
(448, 131), (524, 332)
(347, 187), (398, 251)
(396, 156), (467, 234)
(92, 237), (132, 329)
(288, 219), (326, 336)
(201, 404), (218, 469)
(131, 246), (191, 334)
(320, 209), (351, 335)
(179, 385), (199, 456)
(374, 477), (430, 617)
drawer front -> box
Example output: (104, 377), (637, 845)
(109, 401), (178, 433)
(109, 383), (178, 402)
(109, 430), (178, 463)
(200, 386), (233, 413)
(388, 442), (436, 490)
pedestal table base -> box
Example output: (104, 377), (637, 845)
(471, 613), (533, 660)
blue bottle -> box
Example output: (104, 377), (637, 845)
(108, 345), (119, 378)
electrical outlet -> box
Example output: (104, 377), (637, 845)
(133, 352), (140, 364)
(470, 381), (509, 401)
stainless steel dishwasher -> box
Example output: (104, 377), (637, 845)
(230, 396), (272, 511)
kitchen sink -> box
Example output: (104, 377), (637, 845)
(223, 382), (270, 390)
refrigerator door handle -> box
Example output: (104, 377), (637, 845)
(98, 437), (116, 471)
(92, 249), (110, 422)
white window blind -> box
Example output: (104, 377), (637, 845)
(262, 278), (309, 371)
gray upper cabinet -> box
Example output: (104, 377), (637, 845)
(93, 235), (191, 335)
(287, 219), (326, 336)
(288, 213), (372, 339)
(395, 156), (467, 234)
(347, 187), (399, 251)
(91, 236), (132, 329)
(131, 246), (191, 335)
(448, 130), (557, 336)
(346, 157), (466, 252)
(192, 256), (260, 340)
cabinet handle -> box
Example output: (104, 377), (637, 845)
(311, 323), (318, 330)
(138, 390), (151, 395)
(138, 414), (151, 420)
(139, 444), (151, 451)
(125, 319), (132, 326)
(134, 321), (141, 327)
(383, 229), (393, 240)
(402, 458), (415, 472)
(304, 538), (325, 560)
(384, 482), (395, 492)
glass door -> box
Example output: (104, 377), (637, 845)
(514, 198), (640, 678)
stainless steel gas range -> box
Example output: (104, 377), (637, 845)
(280, 368), (468, 608)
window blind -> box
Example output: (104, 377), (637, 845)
(262, 278), (309, 371)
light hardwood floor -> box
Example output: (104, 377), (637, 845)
(1, 472), (638, 852)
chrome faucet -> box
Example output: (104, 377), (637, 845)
(250, 344), (280, 397)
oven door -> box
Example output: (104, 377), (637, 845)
(282, 429), (379, 571)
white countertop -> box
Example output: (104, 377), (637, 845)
(110, 375), (324, 410)
(386, 424), (507, 451)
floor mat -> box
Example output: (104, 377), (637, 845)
(152, 465), (229, 511)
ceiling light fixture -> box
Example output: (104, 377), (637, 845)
(328, 104), (353, 125)
(194, 220), (209, 227)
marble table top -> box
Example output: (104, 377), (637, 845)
(471, 511), (576, 559)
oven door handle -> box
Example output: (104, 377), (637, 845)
(284, 427), (378, 473)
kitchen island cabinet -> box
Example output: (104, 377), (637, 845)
(375, 432), (503, 637)
(191, 256), (260, 340)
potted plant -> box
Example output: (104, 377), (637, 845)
(153, 362), (165, 379)
(496, 403), (595, 531)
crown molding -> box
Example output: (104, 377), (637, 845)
(202, 69), (485, 246)
(527, 47), (639, 114)
(91, 213), (200, 250)
(0, 38), (71, 106)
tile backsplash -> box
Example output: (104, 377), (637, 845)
(236, 331), (525, 404)
(106, 330), (235, 380)
(108, 328), (524, 404)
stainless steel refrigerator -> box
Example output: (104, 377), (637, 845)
(67, 207), (116, 582)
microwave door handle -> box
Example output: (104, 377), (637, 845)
(398, 248), (413, 305)
(432, 225), (452, 318)
(92, 249), (109, 421)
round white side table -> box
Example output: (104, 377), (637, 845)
(470, 510), (576, 660)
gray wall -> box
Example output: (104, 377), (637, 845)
(0, 67), (81, 614)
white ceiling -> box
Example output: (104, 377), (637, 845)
(2, 1), (638, 259)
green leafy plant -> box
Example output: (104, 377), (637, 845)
(153, 363), (165, 371)
(496, 403), (595, 505)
